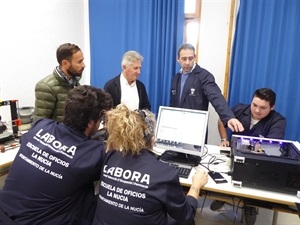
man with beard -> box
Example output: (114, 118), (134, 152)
(0, 85), (113, 225)
(33, 43), (85, 122)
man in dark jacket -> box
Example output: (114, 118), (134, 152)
(218, 88), (286, 146)
(0, 85), (113, 225)
(212, 88), (286, 225)
(104, 50), (151, 110)
(170, 43), (244, 133)
(33, 43), (85, 123)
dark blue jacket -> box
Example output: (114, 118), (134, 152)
(170, 64), (235, 126)
(0, 119), (106, 225)
(232, 104), (286, 139)
(92, 150), (197, 225)
(104, 74), (151, 110)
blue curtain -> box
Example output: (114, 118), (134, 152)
(229, 0), (300, 141)
(89, 0), (184, 114)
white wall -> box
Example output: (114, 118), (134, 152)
(198, 0), (234, 145)
(0, 0), (232, 144)
(0, 0), (90, 120)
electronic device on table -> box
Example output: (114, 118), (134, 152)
(154, 106), (209, 178)
(231, 135), (300, 196)
(0, 100), (21, 143)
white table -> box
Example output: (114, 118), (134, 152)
(2, 144), (300, 224)
(0, 144), (19, 176)
(154, 144), (300, 225)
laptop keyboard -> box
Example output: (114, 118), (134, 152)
(167, 163), (192, 179)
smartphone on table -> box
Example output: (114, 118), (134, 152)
(208, 171), (227, 184)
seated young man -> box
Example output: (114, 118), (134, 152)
(212, 88), (286, 225)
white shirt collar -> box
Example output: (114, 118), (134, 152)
(120, 74), (139, 110)
(121, 73), (136, 87)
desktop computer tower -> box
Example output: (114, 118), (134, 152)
(230, 135), (300, 197)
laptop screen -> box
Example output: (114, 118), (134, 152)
(154, 106), (209, 157)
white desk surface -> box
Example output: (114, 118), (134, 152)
(153, 144), (300, 207)
(0, 132), (26, 168)
(2, 144), (300, 207)
(0, 146), (19, 167)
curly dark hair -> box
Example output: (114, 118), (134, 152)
(63, 85), (113, 133)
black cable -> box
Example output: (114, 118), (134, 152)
(212, 158), (226, 164)
(201, 145), (209, 159)
(225, 171), (233, 176)
(198, 163), (211, 172)
(203, 153), (226, 165)
(200, 192), (208, 213)
(232, 198), (243, 225)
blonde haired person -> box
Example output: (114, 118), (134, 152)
(92, 104), (208, 225)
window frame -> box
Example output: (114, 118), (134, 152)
(184, 0), (201, 60)
(185, 0), (201, 19)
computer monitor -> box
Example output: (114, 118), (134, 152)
(154, 106), (209, 166)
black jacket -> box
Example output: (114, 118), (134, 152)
(0, 119), (105, 225)
(104, 74), (151, 110)
(92, 150), (197, 225)
(170, 64), (235, 126)
(232, 103), (286, 139)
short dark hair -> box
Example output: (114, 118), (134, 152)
(253, 88), (276, 107)
(56, 43), (81, 65)
(63, 85), (113, 132)
(177, 43), (195, 58)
